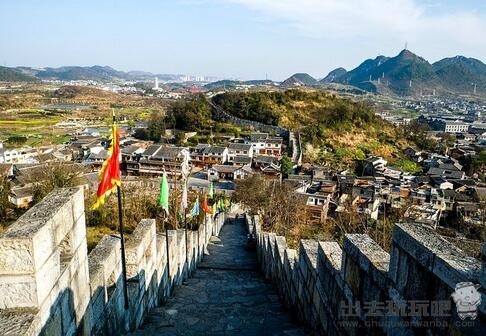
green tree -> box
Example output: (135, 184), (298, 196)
(146, 111), (166, 141)
(280, 154), (293, 177)
(168, 94), (212, 131)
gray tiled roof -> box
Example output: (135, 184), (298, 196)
(228, 143), (252, 151)
(153, 146), (186, 160)
(233, 155), (252, 164)
(211, 164), (244, 173)
(143, 144), (162, 157)
(203, 146), (227, 155)
(250, 133), (268, 142)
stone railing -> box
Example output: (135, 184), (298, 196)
(0, 187), (226, 336)
(246, 215), (486, 335)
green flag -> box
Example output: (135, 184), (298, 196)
(159, 172), (169, 214)
(208, 182), (214, 198)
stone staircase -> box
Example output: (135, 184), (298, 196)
(129, 216), (306, 336)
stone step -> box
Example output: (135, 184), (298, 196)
(129, 216), (306, 336)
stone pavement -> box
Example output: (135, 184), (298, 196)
(129, 215), (307, 336)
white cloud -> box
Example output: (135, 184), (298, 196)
(223, 0), (486, 60)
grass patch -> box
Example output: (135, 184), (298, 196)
(86, 226), (118, 252)
(0, 119), (59, 126)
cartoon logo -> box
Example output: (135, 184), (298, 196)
(451, 282), (481, 320)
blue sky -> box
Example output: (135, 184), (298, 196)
(1, 0), (485, 80)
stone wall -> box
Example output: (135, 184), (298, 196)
(0, 187), (226, 335)
(247, 215), (486, 335)
(210, 100), (289, 138)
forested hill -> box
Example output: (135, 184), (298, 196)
(211, 89), (379, 129)
(212, 89), (415, 169)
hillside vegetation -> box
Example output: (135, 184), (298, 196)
(212, 89), (412, 169)
(0, 66), (37, 82)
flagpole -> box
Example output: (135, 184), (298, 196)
(160, 169), (171, 294)
(117, 185), (129, 309)
(183, 178), (188, 274)
(113, 111), (129, 310)
(164, 216), (171, 293)
(203, 189), (207, 253)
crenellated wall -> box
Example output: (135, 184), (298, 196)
(0, 187), (226, 336)
(247, 215), (486, 335)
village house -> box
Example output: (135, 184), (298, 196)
(121, 144), (145, 161)
(362, 156), (387, 176)
(301, 182), (331, 225)
(250, 133), (283, 157)
(253, 155), (280, 177)
(9, 186), (34, 208)
(127, 145), (191, 177)
(207, 164), (252, 181)
(190, 144), (229, 167)
(227, 143), (253, 162)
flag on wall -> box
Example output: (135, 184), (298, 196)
(180, 179), (188, 212)
(202, 195), (213, 214)
(208, 182), (214, 198)
(218, 198), (225, 212)
(92, 120), (121, 209)
(188, 196), (200, 218)
(159, 171), (169, 214)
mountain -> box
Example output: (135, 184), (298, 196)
(320, 68), (347, 83)
(11, 66), (186, 82)
(371, 50), (439, 95)
(327, 50), (486, 96)
(34, 65), (127, 81)
(337, 56), (390, 86)
(0, 66), (37, 82)
(432, 56), (486, 93)
(282, 73), (318, 87)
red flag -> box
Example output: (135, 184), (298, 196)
(92, 123), (121, 209)
(202, 195), (213, 214)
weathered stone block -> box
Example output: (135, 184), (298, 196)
(35, 250), (61, 306)
(0, 277), (37, 308)
(0, 239), (35, 275)
(71, 213), (87, 252)
(0, 309), (40, 336)
(392, 223), (481, 290)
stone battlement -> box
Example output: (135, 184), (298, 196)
(0, 187), (226, 335)
(247, 215), (486, 335)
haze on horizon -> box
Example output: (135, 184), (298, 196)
(1, 0), (485, 81)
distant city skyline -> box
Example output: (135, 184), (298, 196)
(1, 0), (485, 81)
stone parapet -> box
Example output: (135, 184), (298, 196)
(248, 214), (486, 335)
(0, 188), (230, 335)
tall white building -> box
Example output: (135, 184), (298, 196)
(153, 77), (159, 90)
